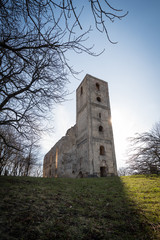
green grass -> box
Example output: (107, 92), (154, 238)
(0, 175), (159, 240)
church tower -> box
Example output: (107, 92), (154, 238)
(43, 74), (117, 178)
(76, 74), (117, 177)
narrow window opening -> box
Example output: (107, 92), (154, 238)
(99, 113), (101, 118)
(99, 126), (103, 132)
(97, 97), (101, 102)
(100, 146), (105, 155)
(96, 83), (100, 91)
(80, 86), (83, 95)
(49, 167), (51, 177)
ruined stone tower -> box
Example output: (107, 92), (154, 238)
(43, 74), (117, 177)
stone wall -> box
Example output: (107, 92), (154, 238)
(43, 125), (78, 178)
(43, 74), (117, 178)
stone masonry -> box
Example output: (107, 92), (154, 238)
(43, 74), (117, 178)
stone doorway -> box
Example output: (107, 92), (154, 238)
(100, 167), (107, 177)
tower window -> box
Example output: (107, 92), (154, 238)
(100, 146), (105, 155)
(80, 86), (83, 95)
(96, 83), (100, 91)
(97, 97), (101, 102)
(99, 113), (101, 118)
(99, 125), (103, 132)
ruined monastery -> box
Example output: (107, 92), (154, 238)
(43, 74), (117, 178)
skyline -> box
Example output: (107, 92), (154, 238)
(40, 0), (160, 169)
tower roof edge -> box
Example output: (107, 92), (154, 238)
(77, 74), (108, 90)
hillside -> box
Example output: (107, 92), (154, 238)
(0, 175), (159, 240)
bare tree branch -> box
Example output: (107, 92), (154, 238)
(0, 0), (127, 149)
(127, 122), (160, 175)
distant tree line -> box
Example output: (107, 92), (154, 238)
(126, 121), (160, 175)
(118, 122), (160, 176)
(0, 126), (42, 176)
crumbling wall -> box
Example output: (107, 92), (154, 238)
(43, 74), (117, 178)
(43, 125), (78, 178)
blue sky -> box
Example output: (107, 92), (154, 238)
(40, 0), (160, 169)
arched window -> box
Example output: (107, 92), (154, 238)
(99, 125), (103, 132)
(97, 97), (101, 102)
(96, 83), (100, 91)
(100, 146), (105, 155)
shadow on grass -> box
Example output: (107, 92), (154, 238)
(0, 176), (158, 240)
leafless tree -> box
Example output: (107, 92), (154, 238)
(0, 0), (127, 148)
(0, 126), (40, 176)
(117, 167), (129, 176)
(22, 142), (40, 176)
(31, 163), (43, 177)
(0, 126), (19, 175)
(127, 122), (160, 175)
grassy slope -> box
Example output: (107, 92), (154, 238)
(0, 175), (159, 240)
